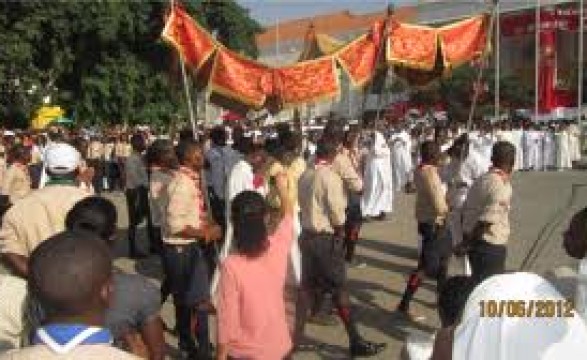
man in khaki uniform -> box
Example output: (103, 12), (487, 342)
(1, 145), (32, 204)
(163, 140), (221, 357)
(0, 143), (89, 278)
(460, 141), (515, 283)
(0, 231), (139, 360)
(297, 139), (384, 358)
(397, 141), (449, 315)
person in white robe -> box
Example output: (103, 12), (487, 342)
(556, 124), (573, 170)
(444, 135), (487, 276)
(390, 126), (413, 193)
(568, 121), (582, 163)
(211, 139), (267, 296)
(361, 129), (393, 219)
(542, 126), (556, 170)
(510, 123), (525, 171)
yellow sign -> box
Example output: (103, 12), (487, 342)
(31, 106), (64, 130)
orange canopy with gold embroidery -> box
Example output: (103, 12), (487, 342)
(276, 56), (340, 107)
(161, 5), (216, 71)
(209, 49), (273, 109)
(438, 15), (488, 71)
(387, 20), (438, 71)
(337, 21), (384, 88)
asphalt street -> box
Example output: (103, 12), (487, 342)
(105, 169), (587, 359)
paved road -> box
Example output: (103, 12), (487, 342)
(108, 170), (587, 359)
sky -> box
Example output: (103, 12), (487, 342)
(239, 0), (416, 25)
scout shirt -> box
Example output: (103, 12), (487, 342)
(149, 168), (175, 228)
(298, 160), (346, 234)
(1, 164), (31, 204)
(0, 182), (89, 258)
(462, 168), (513, 246)
(0, 325), (139, 360)
(414, 164), (448, 225)
(164, 167), (207, 245)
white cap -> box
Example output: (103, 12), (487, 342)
(4, 131), (15, 137)
(44, 143), (81, 175)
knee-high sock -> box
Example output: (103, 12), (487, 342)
(336, 305), (360, 344)
(195, 310), (210, 352)
(398, 272), (422, 312)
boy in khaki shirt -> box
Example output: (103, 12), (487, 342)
(397, 141), (449, 316)
(0, 143), (89, 278)
(163, 141), (221, 358)
(459, 141), (515, 283)
(298, 139), (384, 358)
(0, 231), (139, 360)
(1, 145), (32, 204)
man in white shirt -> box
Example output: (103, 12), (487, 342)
(205, 127), (241, 229)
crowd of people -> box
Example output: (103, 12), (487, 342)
(0, 115), (585, 360)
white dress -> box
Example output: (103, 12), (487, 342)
(510, 129), (525, 171)
(390, 131), (413, 192)
(361, 131), (394, 217)
(556, 130), (572, 170)
(542, 131), (556, 170)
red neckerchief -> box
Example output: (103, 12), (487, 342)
(315, 158), (331, 167)
(179, 166), (199, 182)
(489, 167), (510, 182)
(179, 166), (208, 215)
(253, 174), (265, 189)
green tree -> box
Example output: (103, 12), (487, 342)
(0, 0), (263, 128)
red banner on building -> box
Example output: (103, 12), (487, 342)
(161, 5), (216, 70)
(438, 15), (487, 70)
(276, 56), (340, 107)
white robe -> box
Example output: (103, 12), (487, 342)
(524, 130), (543, 170)
(390, 131), (413, 192)
(542, 131), (556, 170)
(510, 129), (525, 171)
(569, 124), (582, 162)
(361, 131), (393, 217)
(556, 131), (572, 170)
(211, 160), (265, 297)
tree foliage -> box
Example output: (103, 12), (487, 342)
(0, 0), (263, 128)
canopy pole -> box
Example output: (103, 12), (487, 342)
(579, 0), (584, 135)
(495, 0), (500, 122)
(360, 4), (394, 126)
(466, 0), (498, 131)
(535, 0), (541, 122)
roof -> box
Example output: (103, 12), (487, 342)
(256, 7), (418, 49)
(256, 0), (580, 51)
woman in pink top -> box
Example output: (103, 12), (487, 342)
(217, 173), (294, 360)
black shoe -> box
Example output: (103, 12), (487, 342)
(350, 339), (386, 358)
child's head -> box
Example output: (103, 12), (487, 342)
(564, 208), (587, 259)
(66, 197), (118, 244)
(231, 191), (269, 258)
(147, 139), (178, 170)
(438, 276), (476, 328)
(28, 230), (113, 321)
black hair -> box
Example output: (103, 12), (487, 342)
(175, 139), (200, 165)
(491, 141), (516, 169)
(322, 120), (345, 146)
(210, 126), (227, 147)
(8, 143), (30, 164)
(146, 139), (178, 169)
(438, 276), (476, 327)
(178, 128), (195, 142)
(231, 191), (269, 258)
(130, 134), (146, 152)
(239, 137), (263, 157)
(28, 230), (112, 318)
(448, 134), (469, 159)
(420, 140), (440, 164)
(315, 138), (338, 160)
(65, 197), (118, 242)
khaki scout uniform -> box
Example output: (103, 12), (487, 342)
(0, 185), (89, 258)
(0, 344), (140, 359)
(298, 162), (347, 291)
(1, 164), (31, 204)
(462, 169), (513, 281)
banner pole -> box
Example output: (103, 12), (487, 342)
(466, 0), (498, 131)
(535, 0), (541, 122)
(495, 0), (500, 122)
(579, 0), (584, 139)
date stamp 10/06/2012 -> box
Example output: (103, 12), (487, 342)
(479, 300), (575, 318)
